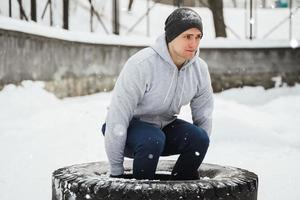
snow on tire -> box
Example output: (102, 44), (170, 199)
(52, 160), (258, 200)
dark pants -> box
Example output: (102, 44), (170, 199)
(102, 118), (209, 180)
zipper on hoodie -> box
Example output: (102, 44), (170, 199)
(162, 68), (177, 104)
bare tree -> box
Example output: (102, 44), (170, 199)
(19, 0), (23, 19)
(197, 0), (227, 37)
(232, 0), (237, 8)
(128, 0), (134, 11)
(89, 0), (94, 32)
(31, 0), (37, 21)
(17, 0), (28, 20)
(41, 0), (53, 26)
(208, 0), (227, 37)
(49, 0), (53, 26)
(63, 0), (69, 29)
(174, 0), (182, 7)
(261, 0), (267, 8)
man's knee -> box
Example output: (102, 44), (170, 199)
(190, 127), (210, 149)
(101, 123), (106, 135)
(135, 133), (166, 157)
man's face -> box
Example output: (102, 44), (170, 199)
(168, 28), (202, 60)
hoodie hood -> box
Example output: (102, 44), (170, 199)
(151, 34), (199, 69)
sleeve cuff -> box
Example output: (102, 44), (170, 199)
(110, 163), (124, 176)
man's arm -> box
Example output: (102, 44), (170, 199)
(105, 60), (145, 176)
(190, 63), (214, 136)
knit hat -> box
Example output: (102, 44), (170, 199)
(164, 8), (203, 43)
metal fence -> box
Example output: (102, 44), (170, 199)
(122, 0), (300, 41)
(1, 0), (299, 41)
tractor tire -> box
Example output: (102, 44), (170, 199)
(52, 160), (258, 200)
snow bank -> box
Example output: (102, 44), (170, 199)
(0, 81), (300, 200)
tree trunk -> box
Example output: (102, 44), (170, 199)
(174, 0), (182, 7)
(17, 0), (28, 20)
(89, 0), (93, 32)
(31, 0), (37, 21)
(261, 0), (266, 8)
(232, 0), (237, 8)
(63, 0), (69, 30)
(19, 0), (23, 19)
(128, 0), (134, 11)
(49, 0), (53, 26)
(208, 0), (227, 37)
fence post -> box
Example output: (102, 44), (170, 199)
(63, 0), (69, 30)
(31, 0), (37, 22)
(112, 0), (120, 35)
(9, 0), (12, 17)
(289, 0), (293, 40)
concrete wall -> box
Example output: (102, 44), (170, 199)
(203, 47), (300, 92)
(0, 28), (299, 98)
(0, 29), (140, 97)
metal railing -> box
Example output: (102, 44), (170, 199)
(3, 0), (300, 41)
(121, 0), (300, 40)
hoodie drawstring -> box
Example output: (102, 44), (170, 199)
(163, 68), (176, 104)
(178, 70), (186, 107)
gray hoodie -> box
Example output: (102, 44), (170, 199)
(104, 34), (214, 175)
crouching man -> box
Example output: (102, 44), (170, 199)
(102, 8), (214, 180)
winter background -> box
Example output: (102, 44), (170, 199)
(0, 0), (300, 200)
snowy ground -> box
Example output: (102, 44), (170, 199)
(0, 81), (299, 200)
(1, 1), (300, 199)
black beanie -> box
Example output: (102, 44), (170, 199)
(164, 8), (203, 43)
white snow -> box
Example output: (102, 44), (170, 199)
(0, 81), (299, 200)
(290, 38), (299, 48)
(1, 0), (300, 200)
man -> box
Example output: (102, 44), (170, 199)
(102, 8), (214, 180)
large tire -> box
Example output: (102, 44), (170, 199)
(52, 160), (258, 200)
